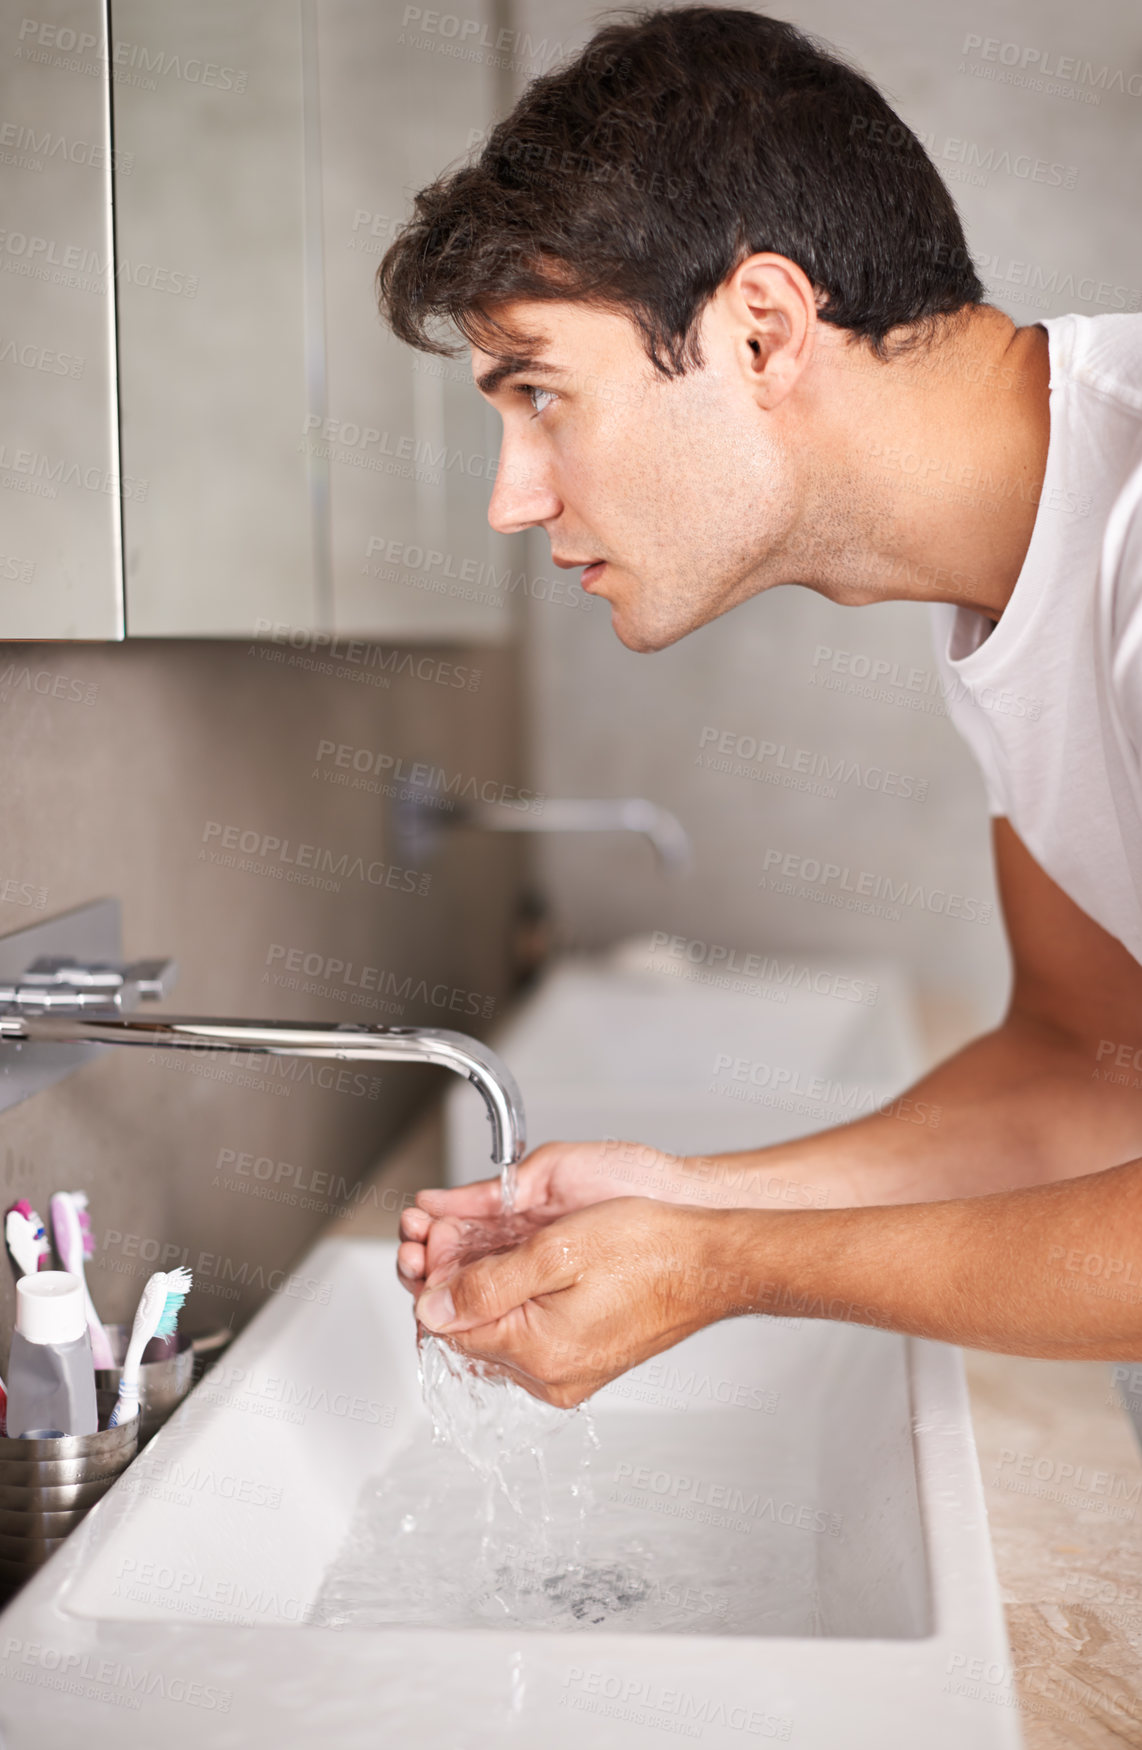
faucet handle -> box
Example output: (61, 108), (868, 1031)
(1, 956), (177, 1012)
(118, 959), (178, 1004)
(21, 957), (124, 991)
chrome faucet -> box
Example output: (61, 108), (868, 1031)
(395, 788), (692, 873)
(0, 956), (526, 1168)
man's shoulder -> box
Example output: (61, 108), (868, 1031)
(1050, 312), (1142, 417)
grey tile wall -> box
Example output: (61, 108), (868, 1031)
(0, 634), (526, 1346)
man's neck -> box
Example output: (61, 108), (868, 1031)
(800, 308), (1052, 621)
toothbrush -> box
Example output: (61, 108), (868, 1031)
(50, 1191), (116, 1369)
(5, 1200), (51, 1277)
(109, 1267), (192, 1427)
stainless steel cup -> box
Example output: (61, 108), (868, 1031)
(0, 1419), (138, 1603)
(0, 1422), (137, 1467)
(0, 1475), (113, 1513)
(93, 1322), (195, 1446)
(190, 1325), (233, 1384)
(0, 1503), (90, 1537)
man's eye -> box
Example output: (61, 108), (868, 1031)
(521, 384), (556, 416)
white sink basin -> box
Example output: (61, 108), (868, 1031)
(0, 949), (1018, 1745)
(0, 1232), (1016, 1747)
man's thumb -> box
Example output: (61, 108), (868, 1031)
(415, 1233), (572, 1334)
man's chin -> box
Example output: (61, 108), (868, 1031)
(608, 599), (692, 654)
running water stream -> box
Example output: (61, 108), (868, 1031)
(311, 1206), (818, 1634)
(314, 1208), (669, 1629)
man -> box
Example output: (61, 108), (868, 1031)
(385, 6), (1142, 1405)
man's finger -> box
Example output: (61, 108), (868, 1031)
(422, 1215), (477, 1285)
(416, 1152), (551, 1219)
(415, 1228), (577, 1335)
(417, 1178), (506, 1219)
(400, 1207), (431, 1242)
(397, 1238), (426, 1280)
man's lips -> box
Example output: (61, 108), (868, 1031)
(553, 555), (608, 589)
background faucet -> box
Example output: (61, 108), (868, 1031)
(394, 787), (692, 873)
(0, 956), (526, 1168)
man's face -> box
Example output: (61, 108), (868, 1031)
(473, 299), (799, 652)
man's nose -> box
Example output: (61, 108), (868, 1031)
(487, 449), (562, 535)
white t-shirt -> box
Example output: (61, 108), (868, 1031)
(931, 312), (1142, 966)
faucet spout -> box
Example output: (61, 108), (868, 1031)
(0, 1013), (527, 1169)
(393, 788), (692, 873)
(464, 798), (693, 872)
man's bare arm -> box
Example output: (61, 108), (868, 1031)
(416, 1156), (1142, 1403)
(408, 830), (1142, 1382)
(402, 821), (1142, 1284)
(717, 1155), (1142, 1358)
(659, 818), (1142, 1210)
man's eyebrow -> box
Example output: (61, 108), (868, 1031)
(475, 356), (568, 396)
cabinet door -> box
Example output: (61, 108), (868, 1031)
(0, 0), (123, 639)
(112, 0), (317, 636)
(113, 0), (513, 642)
(317, 0), (513, 642)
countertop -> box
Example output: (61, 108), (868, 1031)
(341, 1108), (1142, 1750)
(965, 1350), (1142, 1749)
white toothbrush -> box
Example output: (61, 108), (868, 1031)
(109, 1267), (193, 1427)
(49, 1191), (116, 1369)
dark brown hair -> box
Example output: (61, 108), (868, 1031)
(378, 5), (984, 375)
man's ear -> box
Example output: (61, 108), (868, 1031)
(724, 253), (819, 408)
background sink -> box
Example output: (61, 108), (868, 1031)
(446, 937), (928, 1185)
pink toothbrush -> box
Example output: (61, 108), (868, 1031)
(49, 1191), (116, 1369)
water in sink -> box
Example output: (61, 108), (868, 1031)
(312, 1335), (830, 1635)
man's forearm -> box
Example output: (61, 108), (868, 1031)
(703, 1155), (1142, 1358)
(664, 1016), (1142, 1211)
